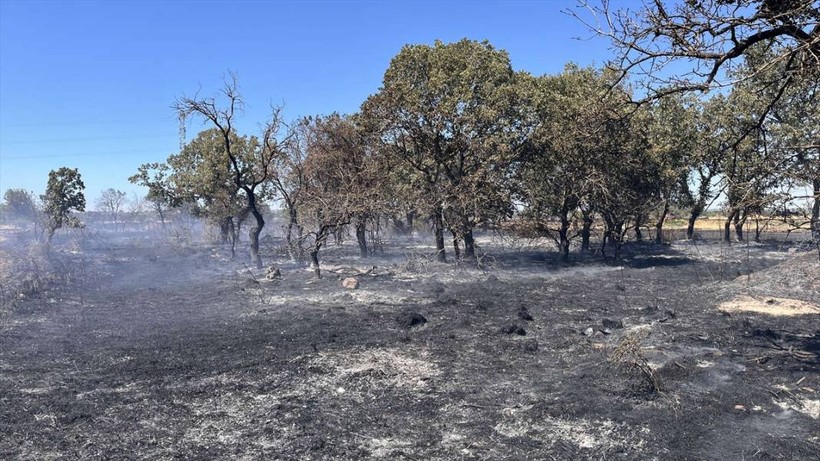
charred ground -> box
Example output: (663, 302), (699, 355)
(1, 229), (818, 460)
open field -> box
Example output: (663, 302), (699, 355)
(1, 226), (818, 460)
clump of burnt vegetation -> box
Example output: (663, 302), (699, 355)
(609, 329), (663, 395)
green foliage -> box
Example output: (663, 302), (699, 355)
(167, 128), (261, 234)
(361, 39), (521, 260)
(129, 163), (178, 225)
(517, 64), (657, 258)
(41, 167), (86, 242)
(3, 189), (40, 223)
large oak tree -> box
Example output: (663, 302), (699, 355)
(361, 39), (520, 262)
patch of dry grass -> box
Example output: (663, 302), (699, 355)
(719, 295), (820, 316)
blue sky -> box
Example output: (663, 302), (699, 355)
(0, 0), (617, 208)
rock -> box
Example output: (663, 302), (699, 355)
(342, 277), (359, 289)
(583, 327), (594, 336)
(499, 324), (526, 336)
(602, 318), (624, 329)
(486, 274), (499, 283)
(397, 311), (427, 329)
(518, 307), (534, 321)
(601, 328), (612, 335)
(265, 266), (282, 280)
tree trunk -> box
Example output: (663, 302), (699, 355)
(433, 207), (446, 262)
(224, 216), (237, 259)
(581, 210), (593, 251)
(754, 217), (762, 243)
(156, 204), (166, 229)
(634, 214), (644, 242)
(655, 200), (670, 244)
(723, 209), (737, 243)
(734, 212), (745, 242)
(462, 227), (475, 259)
(310, 249), (321, 278)
(392, 218), (408, 236)
(559, 210), (571, 263)
(451, 230), (461, 260)
(812, 178), (820, 242)
(687, 204), (704, 240)
(356, 219), (368, 258)
(247, 191), (265, 269)
(600, 216), (613, 259)
(613, 222), (624, 260)
(285, 204), (300, 262)
(219, 217), (231, 244)
(333, 227), (344, 245)
(406, 211), (414, 235)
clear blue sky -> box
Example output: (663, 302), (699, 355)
(0, 0), (616, 208)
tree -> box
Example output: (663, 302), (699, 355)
(129, 162), (179, 227)
(762, 52), (820, 240)
(645, 94), (699, 243)
(174, 75), (286, 269)
(718, 78), (793, 242)
(361, 39), (520, 262)
(588, 102), (659, 259)
(517, 65), (644, 261)
(41, 167), (86, 243)
(96, 188), (128, 228)
(167, 128), (262, 256)
(574, 0), (819, 103)
(681, 97), (726, 240)
(2, 189), (42, 232)
(575, 1), (820, 239)
(296, 114), (384, 276)
(274, 118), (311, 262)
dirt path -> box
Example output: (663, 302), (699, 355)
(1, 241), (818, 460)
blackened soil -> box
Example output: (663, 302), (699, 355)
(1, 241), (818, 460)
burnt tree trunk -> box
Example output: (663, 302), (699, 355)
(451, 230), (461, 260)
(462, 227), (475, 259)
(754, 217), (762, 243)
(723, 209), (737, 243)
(558, 208), (571, 263)
(600, 216), (613, 259)
(223, 216), (237, 259)
(687, 204), (704, 240)
(355, 219), (368, 258)
(310, 249), (321, 278)
(655, 200), (670, 244)
(734, 212), (746, 242)
(613, 222), (625, 260)
(812, 178), (820, 242)
(433, 207), (446, 262)
(219, 217), (232, 244)
(247, 191), (264, 269)
(285, 204), (301, 262)
(581, 210), (593, 251)
(634, 214), (644, 242)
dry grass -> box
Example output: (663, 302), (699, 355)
(718, 295), (820, 316)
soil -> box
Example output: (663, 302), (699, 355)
(1, 230), (818, 460)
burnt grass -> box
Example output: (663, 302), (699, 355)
(1, 231), (818, 460)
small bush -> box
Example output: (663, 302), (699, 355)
(609, 329), (662, 395)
